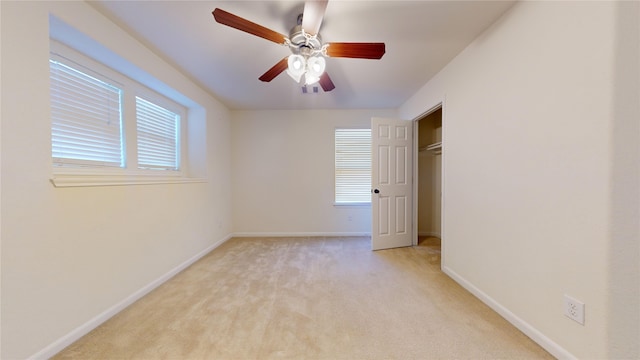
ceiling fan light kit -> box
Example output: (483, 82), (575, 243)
(286, 53), (326, 85)
(212, 1), (385, 92)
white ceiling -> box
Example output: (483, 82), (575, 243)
(89, 1), (515, 110)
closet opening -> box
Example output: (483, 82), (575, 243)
(413, 105), (443, 266)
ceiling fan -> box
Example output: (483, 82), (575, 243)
(212, 0), (385, 92)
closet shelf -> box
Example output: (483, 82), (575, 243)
(419, 141), (442, 155)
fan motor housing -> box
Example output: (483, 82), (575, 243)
(289, 24), (322, 55)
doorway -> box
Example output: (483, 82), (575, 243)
(413, 106), (443, 263)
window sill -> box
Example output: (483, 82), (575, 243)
(50, 174), (207, 188)
(334, 202), (371, 207)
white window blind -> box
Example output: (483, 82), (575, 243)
(50, 59), (124, 167)
(335, 128), (372, 204)
(136, 97), (179, 171)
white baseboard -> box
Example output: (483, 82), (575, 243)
(231, 232), (371, 238)
(442, 266), (577, 360)
(30, 234), (233, 360)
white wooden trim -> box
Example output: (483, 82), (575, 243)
(232, 232), (371, 238)
(442, 266), (577, 360)
(30, 234), (233, 360)
(50, 175), (206, 187)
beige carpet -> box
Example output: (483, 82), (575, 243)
(53, 236), (553, 359)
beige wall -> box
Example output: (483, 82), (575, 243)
(2, 1), (638, 359)
(609, 1), (640, 357)
(1, 2), (232, 358)
(231, 109), (396, 236)
(400, 1), (639, 358)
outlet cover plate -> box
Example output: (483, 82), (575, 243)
(563, 294), (585, 325)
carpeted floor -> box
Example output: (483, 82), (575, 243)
(53, 236), (553, 359)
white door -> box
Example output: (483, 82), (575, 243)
(371, 117), (413, 250)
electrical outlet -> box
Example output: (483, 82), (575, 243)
(563, 295), (585, 325)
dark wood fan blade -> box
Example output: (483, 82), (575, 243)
(212, 8), (287, 45)
(259, 58), (289, 82)
(319, 72), (335, 92)
(301, 0), (328, 36)
(326, 42), (386, 59)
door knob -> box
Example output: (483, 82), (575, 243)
(373, 189), (380, 194)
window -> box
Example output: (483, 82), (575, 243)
(335, 128), (372, 204)
(136, 97), (179, 170)
(49, 41), (185, 178)
(50, 59), (124, 168)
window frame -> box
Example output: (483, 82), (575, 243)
(134, 93), (182, 171)
(49, 40), (193, 187)
(49, 57), (126, 169)
(334, 127), (372, 206)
